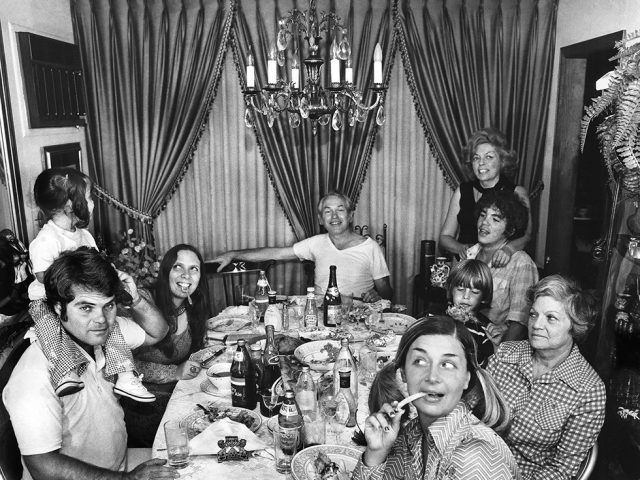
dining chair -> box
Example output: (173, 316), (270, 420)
(354, 223), (388, 260)
(573, 443), (598, 480)
(0, 322), (31, 480)
(204, 260), (275, 312)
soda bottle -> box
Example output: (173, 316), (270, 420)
(323, 265), (341, 327)
(279, 389), (304, 451)
(303, 287), (319, 328)
(335, 369), (357, 428)
(249, 342), (263, 394)
(259, 325), (282, 416)
(333, 338), (358, 399)
(264, 290), (283, 331)
(255, 270), (270, 321)
(230, 339), (256, 409)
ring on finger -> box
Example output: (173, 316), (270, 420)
(190, 365), (198, 374)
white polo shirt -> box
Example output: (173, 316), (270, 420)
(2, 317), (146, 480)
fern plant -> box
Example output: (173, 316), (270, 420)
(581, 30), (640, 195)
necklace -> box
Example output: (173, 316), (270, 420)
(173, 304), (187, 318)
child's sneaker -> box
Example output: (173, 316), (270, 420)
(113, 372), (156, 402)
(55, 371), (84, 397)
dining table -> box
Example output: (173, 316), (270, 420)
(150, 302), (415, 479)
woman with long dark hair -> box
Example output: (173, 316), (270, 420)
(123, 243), (211, 446)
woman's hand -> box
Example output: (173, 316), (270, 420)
(177, 360), (201, 380)
(491, 245), (514, 268)
(117, 269), (140, 304)
(363, 402), (404, 467)
(456, 243), (471, 260)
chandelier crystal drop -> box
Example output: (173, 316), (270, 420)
(242, 0), (386, 135)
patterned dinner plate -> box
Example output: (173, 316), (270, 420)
(294, 340), (344, 373)
(377, 313), (417, 334)
(180, 404), (261, 439)
(291, 444), (361, 480)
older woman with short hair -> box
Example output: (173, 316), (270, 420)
(487, 275), (606, 480)
(439, 128), (532, 267)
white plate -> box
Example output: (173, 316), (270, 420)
(200, 379), (232, 398)
(291, 444), (361, 480)
(377, 313), (417, 334)
(190, 345), (227, 365)
(294, 340), (344, 372)
(207, 316), (253, 332)
(180, 403), (261, 439)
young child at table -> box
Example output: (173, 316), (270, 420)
(443, 259), (494, 367)
(27, 168), (154, 401)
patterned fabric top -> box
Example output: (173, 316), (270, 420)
(352, 402), (520, 480)
(482, 251), (538, 346)
(486, 341), (606, 480)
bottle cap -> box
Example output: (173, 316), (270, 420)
(340, 338), (349, 346)
(268, 290), (276, 295)
(237, 339), (246, 346)
(284, 390), (295, 398)
(249, 343), (262, 351)
(306, 287), (315, 293)
(338, 368), (352, 377)
(301, 365), (310, 373)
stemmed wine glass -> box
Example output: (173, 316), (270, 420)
(320, 394), (342, 443)
(260, 390), (282, 418)
(365, 310), (379, 331)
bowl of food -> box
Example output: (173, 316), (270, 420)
(206, 362), (232, 393)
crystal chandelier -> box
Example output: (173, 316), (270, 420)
(243, 0), (387, 135)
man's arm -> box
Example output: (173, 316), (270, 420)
(118, 271), (168, 346)
(212, 246), (297, 272)
(365, 276), (392, 302)
(24, 452), (178, 480)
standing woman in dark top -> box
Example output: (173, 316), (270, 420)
(439, 128), (532, 267)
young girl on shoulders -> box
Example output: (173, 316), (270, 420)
(28, 168), (154, 402)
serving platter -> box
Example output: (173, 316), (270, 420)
(180, 404), (261, 439)
(294, 340), (345, 372)
(291, 444), (361, 480)
(377, 312), (417, 334)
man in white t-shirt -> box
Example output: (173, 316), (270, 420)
(2, 248), (177, 480)
(214, 192), (392, 302)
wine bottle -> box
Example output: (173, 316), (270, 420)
(323, 265), (341, 327)
(230, 339), (256, 409)
(260, 325), (282, 416)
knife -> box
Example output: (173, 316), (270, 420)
(199, 347), (227, 368)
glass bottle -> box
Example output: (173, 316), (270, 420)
(278, 389), (304, 445)
(260, 325), (282, 416)
(255, 270), (270, 321)
(304, 287), (319, 328)
(249, 343), (263, 394)
(335, 369), (357, 428)
(324, 265), (342, 327)
(295, 366), (317, 415)
(264, 290), (283, 331)
(333, 338), (358, 399)
(231, 339), (256, 409)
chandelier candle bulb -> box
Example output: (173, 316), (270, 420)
(246, 54), (255, 89)
(330, 39), (340, 84)
(268, 47), (278, 85)
(291, 58), (300, 89)
(373, 43), (383, 84)
(345, 57), (353, 84)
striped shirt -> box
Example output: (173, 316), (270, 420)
(487, 341), (606, 480)
(352, 402), (520, 480)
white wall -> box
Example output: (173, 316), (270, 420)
(538, 0), (640, 264)
(0, 0), (86, 242)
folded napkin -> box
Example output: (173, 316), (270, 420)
(189, 417), (268, 456)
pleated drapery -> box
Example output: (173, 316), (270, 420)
(231, 0), (395, 240)
(394, 0), (558, 196)
(156, 53), (451, 312)
(71, 0), (235, 245)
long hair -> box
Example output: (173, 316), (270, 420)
(153, 244), (210, 356)
(527, 274), (597, 343)
(392, 316), (511, 433)
(34, 168), (93, 228)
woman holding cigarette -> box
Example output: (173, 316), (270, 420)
(123, 243), (211, 446)
(354, 316), (520, 480)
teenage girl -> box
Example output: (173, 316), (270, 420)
(28, 168), (154, 401)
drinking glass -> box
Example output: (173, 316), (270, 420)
(319, 394), (341, 443)
(341, 293), (354, 323)
(234, 284), (250, 306)
(274, 425), (300, 474)
(163, 420), (189, 468)
(248, 301), (260, 332)
(260, 391), (283, 418)
(365, 310), (379, 331)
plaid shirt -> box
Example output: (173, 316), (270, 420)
(483, 251), (538, 345)
(487, 341), (606, 480)
(352, 402), (520, 480)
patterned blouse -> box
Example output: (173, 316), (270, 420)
(486, 341), (606, 480)
(352, 402), (520, 480)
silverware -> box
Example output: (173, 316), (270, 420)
(199, 348), (226, 368)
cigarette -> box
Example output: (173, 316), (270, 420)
(187, 293), (193, 305)
(396, 392), (427, 411)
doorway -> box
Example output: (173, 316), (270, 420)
(546, 31), (622, 288)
